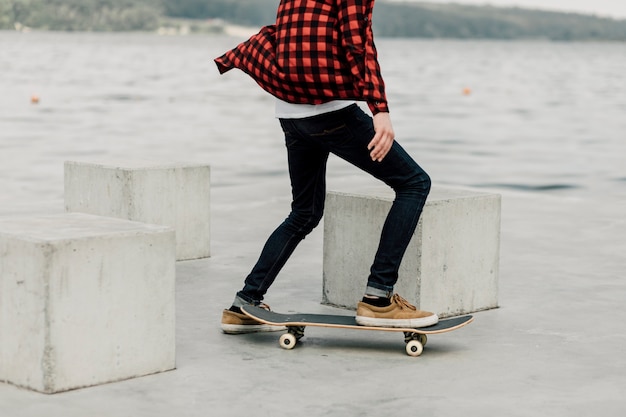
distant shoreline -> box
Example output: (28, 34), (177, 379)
(3, 0), (626, 41)
(6, 29), (626, 45)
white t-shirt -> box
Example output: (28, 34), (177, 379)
(275, 98), (355, 119)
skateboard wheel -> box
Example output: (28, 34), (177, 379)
(279, 333), (297, 350)
(405, 340), (423, 357)
(419, 334), (428, 347)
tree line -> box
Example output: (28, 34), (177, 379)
(374, 2), (626, 41)
(2, 0), (626, 41)
(1, 0), (161, 31)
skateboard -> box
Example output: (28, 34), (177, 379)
(241, 305), (474, 357)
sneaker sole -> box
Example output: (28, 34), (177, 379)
(355, 315), (439, 328)
(221, 323), (286, 335)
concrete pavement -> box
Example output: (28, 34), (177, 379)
(1, 181), (625, 416)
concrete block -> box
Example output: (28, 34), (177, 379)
(0, 213), (176, 393)
(323, 187), (501, 317)
(64, 160), (210, 261)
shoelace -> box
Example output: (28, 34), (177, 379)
(392, 294), (417, 311)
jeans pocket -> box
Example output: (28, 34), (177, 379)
(285, 135), (299, 148)
(309, 123), (347, 137)
(308, 122), (354, 146)
(280, 120), (299, 148)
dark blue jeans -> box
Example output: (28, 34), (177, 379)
(236, 104), (430, 305)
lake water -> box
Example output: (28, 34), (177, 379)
(1, 31), (625, 214)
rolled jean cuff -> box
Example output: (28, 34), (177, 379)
(232, 293), (257, 308)
(365, 284), (393, 299)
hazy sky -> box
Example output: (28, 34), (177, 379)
(397, 1), (626, 19)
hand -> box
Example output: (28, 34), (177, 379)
(368, 112), (395, 162)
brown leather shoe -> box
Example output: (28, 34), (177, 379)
(221, 304), (286, 334)
(355, 294), (439, 328)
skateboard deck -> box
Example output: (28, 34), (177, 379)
(241, 305), (473, 356)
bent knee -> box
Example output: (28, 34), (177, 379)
(285, 209), (323, 236)
(421, 172), (432, 194)
(402, 170), (431, 197)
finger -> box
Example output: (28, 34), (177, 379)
(368, 138), (383, 161)
(373, 135), (394, 162)
(373, 144), (389, 162)
(368, 134), (382, 159)
(370, 136), (391, 162)
(367, 131), (382, 151)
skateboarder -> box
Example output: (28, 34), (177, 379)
(215, 0), (438, 334)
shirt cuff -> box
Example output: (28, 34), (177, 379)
(368, 100), (389, 115)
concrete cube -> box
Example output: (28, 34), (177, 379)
(0, 213), (176, 393)
(64, 160), (210, 261)
(323, 187), (501, 317)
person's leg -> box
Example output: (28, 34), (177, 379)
(324, 105), (431, 294)
(316, 105), (437, 327)
(222, 118), (329, 334)
(233, 118), (329, 306)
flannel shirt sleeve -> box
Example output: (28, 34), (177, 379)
(214, 25), (277, 76)
(336, 0), (389, 114)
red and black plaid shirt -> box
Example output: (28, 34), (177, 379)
(214, 0), (389, 115)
